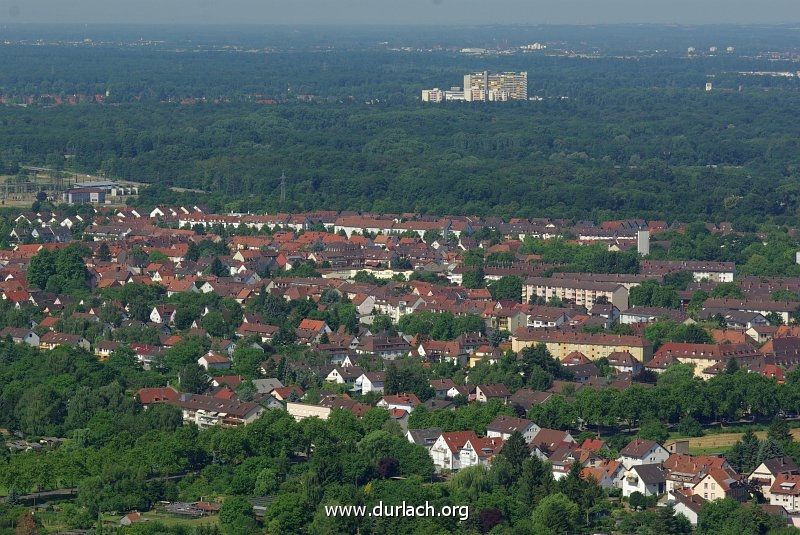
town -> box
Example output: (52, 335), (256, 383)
(3, 199), (800, 532)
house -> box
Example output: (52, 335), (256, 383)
(693, 466), (748, 502)
(252, 378), (284, 394)
(509, 388), (552, 413)
(664, 453), (731, 493)
(430, 378), (456, 398)
(618, 438), (669, 469)
(522, 276), (629, 312)
(236, 322), (280, 343)
(650, 342), (762, 379)
(406, 427), (443, 450)
(622, 464), (666, 497)
(429, 431), (479, 472)
(459, 436), (504, 469)
(119, 512), (144, 526)
(136, 386), (180, 408)
(39, 332), (91, 351)
(606, 351), (642, 374)
(475, 384), (511, 404)
(197, 352), (232, 371)
(271, 385), (304, 402)
(178, 394), (264, 428)
(150, 304), (177, 324)
(486, 415), (540, 443)
(581, 460), (625, 490)
(355, 372), (385, 394)
(770, 473), (800, 512)
(669, 490), (706, 526)
(0, 327), (39, 347)
(750, 456), (800, 500)
(529, 428), (576, 458)
(94, 340), (119, 360)
(377, 393), (420, 412)
(512, 328), (652, 362)
(325, 366), (364, 386)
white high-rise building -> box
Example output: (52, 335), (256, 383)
(421, 88), (444, 103)
(463, 71), (527, 102)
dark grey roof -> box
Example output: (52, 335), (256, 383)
(407, 427), (443, 447)
(633, 463), (666, 485)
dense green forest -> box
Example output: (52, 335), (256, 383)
(1, 89), (800, 222)
(0, 26), (798, 223)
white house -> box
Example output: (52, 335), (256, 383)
(486, 415), (540, 443)
(429, 431), (478, 472)
(618, 439), (669, 470)
(622, 464), (666, 497)
(750, 456), (799, 501)
(355, 372), (385, 394)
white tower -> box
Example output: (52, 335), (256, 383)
(637, 230), (650, 256)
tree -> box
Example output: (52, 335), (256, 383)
(638, 419), (669, 444)
(629, 280), (680, 309)
(531, 493), (581, 535)
(26, 248), (55, 289)
(376, 457), (399, 479)
(767, 416), (792, 445)
(501, 431), (529, 473)
(371, 314), (396, 335)
(710, 282), (744, 299)
(462, 266), (485, 289)
(488, 276), (523, 302)
(208, 257), (228, 278)
(219, 496), (258, 535)
(384, 362), (434, 401)
(628, 491), (648, 511)
(97, 242), (111, 261)
(677, 416), (704, 437)
(727, 429), (760, 474)
(179, 364), (211, 394)
(478, 507), (504, 533)
(15, 510), (40, 535)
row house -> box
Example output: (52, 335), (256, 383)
(512, 328), (652, 362)
(523, 277), (629, 312)
(646, 342), (763, 379)
(178, 394), (264, 428)
(640, 260), (736, 283)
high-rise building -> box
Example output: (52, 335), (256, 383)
(421, 88), (444, 103)
(463, 71), (527, 102)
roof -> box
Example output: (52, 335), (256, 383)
(407, 427), (443, 446)
(620, 438), (660, 458)
(761, 456), (800, 475)
(514, 328), (649, 348)
(632, 463), (666, 485)
(137, 386), (180, 405)
(772, 473), (800, 496)
(476, 383), (511, 398)
(440, 431), (479, 454)
(487, 415), (535, 434)
(177, 394), (262, 419)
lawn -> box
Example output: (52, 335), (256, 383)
(101, 510), (219, 529)
(683, 428), (800, 455)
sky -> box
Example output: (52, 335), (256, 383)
(1, 0), (799, 25)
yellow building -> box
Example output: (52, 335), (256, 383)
(512, 328), (652, 362)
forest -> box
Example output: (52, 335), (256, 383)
(1, 89), (799, 224)
(0, 25), (798, 224)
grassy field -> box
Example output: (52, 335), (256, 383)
(101, 510), (220, 528)
(685, 428), (800, 455)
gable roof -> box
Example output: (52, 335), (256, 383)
(620, 438), (661, 458)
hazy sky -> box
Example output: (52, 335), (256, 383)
(1, 0), (799, 25)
